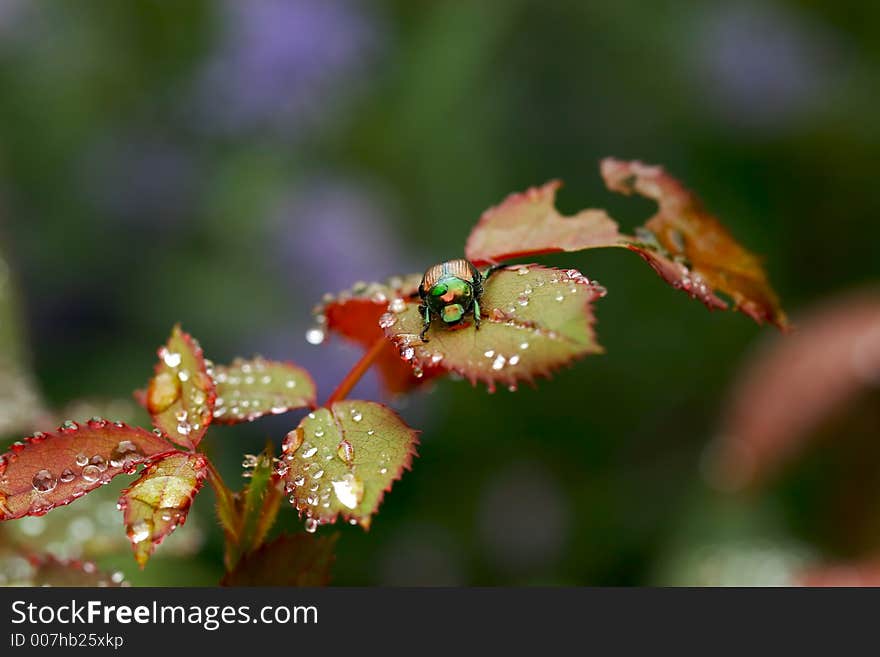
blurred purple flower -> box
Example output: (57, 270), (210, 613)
(195, 0), (383, 137)
(0, 0), (29, 47)
(694, 2), (843, 130)
(270, 178), (420, 292)
(79, 132), (197, 230)
(231, 177), (421, 403)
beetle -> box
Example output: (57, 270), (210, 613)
(417, 258), (502, 341)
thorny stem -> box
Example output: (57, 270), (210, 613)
(325, 335), (388, 407)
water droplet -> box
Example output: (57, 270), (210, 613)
(110, 440), (141, 469)
(379, 313), (397, 329)
(306, 328), (325, 345)
(484, 350), (495, 359)
(337, 440), (354, 464)
(401, 347), (415, 360)
(492, 355), (507, 371)
(274, 461), (289, 477)
(81, 465), (101, 483)
(332, 474), (364, 510)
(555, 294), (565, 302)
(312, 468), (324, 479)
(305, 517), (318, 533)
(293, 475), (305, 487)
(242, 454), (258, 469)
(519, 342), (530, 350)
(162, 350), (182, 368)
(315, 427), (325, 438)
(32, 469), (57, 493)
(128, 519), (151, 544)
(90, 455), (108, 472)
(431, 353), (444, 364)
(61, 420), (78, 431)
(59, 468), (75, 484)
(285, 427), (304, 453)
(389, 297), (407, 313)
(302, 444), (318, 459)
(177, 369), (190, 383)
(517, 267), (530, 276)
(75, 453), (89, 467)
(508, 355), (520, 366)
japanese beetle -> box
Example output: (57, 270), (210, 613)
(417, 259), (501, 341)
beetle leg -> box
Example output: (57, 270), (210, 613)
(473, 299), (481, 330)
(481, 264), (505, 283)
(419, 304), (431, 342)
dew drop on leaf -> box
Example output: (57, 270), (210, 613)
(32, 469), (57, 494)
(336, 440), (354, 464)
(128, 519), (152, 544)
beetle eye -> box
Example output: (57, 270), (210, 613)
(431, 283), (448, 297)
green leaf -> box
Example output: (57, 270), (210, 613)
(0, 419), (177, 520)
(384, 265), (604, 391)
(225, 447), (282, 569)
(221, 533), (338, 587)
(277, 401), (419, 530)
(140, 325), (216, 448)
(118, 452), (207, 568)
(212, 357), (316, 423)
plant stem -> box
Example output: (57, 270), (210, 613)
(325, 335), (388, 406)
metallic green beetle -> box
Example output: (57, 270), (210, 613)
(417, 258), (501, 341)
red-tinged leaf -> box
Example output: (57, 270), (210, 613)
(709, 291), (880, 490)
(140, 325), (216, 448)
(313, 276), (444, 394)
(465, 180), (624, 265)
(464, 161), (787, 328)
(212, 357), (316, 424)
(623, 243), (727, 312)
(0, 420), (177, 521)
(221, 533), (337, 587)
(276, 400), (418, 530)
(600, 158), (788, 329)
(796, 559), (880, 587)
(27, 554), (126, 587)
(384, 265), (604, 391)
(118, 452), (207, 568)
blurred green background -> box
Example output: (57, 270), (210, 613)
(1, 0), (879, 586)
